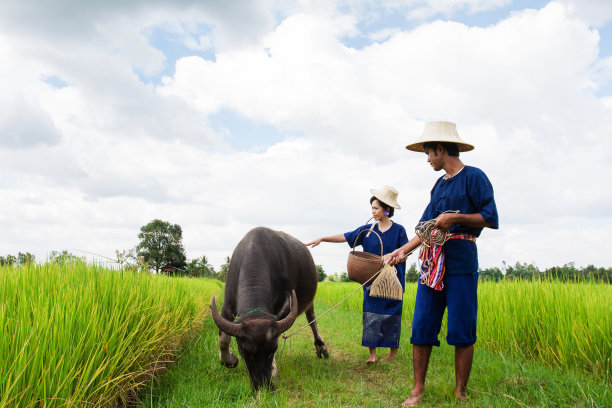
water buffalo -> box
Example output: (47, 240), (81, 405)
(210, 227), (329, 390)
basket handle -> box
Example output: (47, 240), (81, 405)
(351, 228), (384, 257)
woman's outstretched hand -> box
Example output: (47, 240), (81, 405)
(304, 238), (323, 248)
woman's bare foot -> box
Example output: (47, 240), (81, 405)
(380, 348), (398, 362)
(366, 348), (377, 364)
(401, 388), (423, 407)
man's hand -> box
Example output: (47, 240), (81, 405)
(434, 212), (458, 230)
(385, 248), (407, 265)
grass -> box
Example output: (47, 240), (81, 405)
(136, 281), (611, 407)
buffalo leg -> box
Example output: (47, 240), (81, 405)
(305, 304), (329, 358)
(218, 329), (239, 367)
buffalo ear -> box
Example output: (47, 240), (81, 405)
(210, 295), (243, 338)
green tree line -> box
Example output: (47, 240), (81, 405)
(3, 218), (610, 284)
(404, 261), (612, 283)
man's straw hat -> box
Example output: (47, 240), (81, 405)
(370, 185), (401, 209)
(406, 120), (474, 152)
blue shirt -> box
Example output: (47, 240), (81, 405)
(420, 165), (498, 274)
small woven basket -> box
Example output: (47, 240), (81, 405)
(347, 229), (384, 284)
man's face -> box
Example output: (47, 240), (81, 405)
(425, 146), (445, 171)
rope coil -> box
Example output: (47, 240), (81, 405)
(414, 210), (459, 247)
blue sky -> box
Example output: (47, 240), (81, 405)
(1, 0), (611, 273)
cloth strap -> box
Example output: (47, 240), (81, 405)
(418, 233), (476, 291)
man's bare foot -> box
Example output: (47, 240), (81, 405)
(401, 389), (423, 407)
(453, 390), (467, 402)
(366, 357), (378, 364)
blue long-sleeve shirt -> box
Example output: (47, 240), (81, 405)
(420, 165), (498, 274)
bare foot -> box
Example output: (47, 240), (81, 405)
(453, 391), (467, 402)
(402, 390), (423, 407)
(366, 357), (378, 364)
(380, 354), (396, 362)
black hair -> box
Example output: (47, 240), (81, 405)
(422, 141), (460, 157)
(370, 196), (394, 218)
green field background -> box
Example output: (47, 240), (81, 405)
(1, 263), (610, 407)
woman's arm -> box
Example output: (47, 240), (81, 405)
(304, 234), (346, 248)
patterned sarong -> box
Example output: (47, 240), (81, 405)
(418, 233), (476, 291)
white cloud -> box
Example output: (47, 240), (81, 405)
(405, 0), (512, 20)
(1, 0), (611, 274)
(559, 0), (612, 27)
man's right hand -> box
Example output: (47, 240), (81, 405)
(385, 248), (407, 265)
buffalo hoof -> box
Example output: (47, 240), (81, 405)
(220, 351), (239, 368)
(316, 345), (329, 359)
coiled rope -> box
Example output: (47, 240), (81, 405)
(414, 210), (459, 247)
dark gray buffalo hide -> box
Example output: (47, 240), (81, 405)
(210, 227), (329, 390)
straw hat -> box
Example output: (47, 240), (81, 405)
(406, 121), (474, 152)
(370, 185), (401, 209)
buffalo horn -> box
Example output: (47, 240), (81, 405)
(210, 295), (242, 338)
(276, 290), (298, 334)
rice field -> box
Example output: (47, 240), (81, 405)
(317, 280), (612, 382)
(1, 263), (610, 407)
(0, 263), (221, 408)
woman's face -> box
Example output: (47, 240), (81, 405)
(371, 200), (387, 221)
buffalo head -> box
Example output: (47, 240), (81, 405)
(210, 290), (298, 390)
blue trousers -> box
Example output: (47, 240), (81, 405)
(410, 273), (479, 347)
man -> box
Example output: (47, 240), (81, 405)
(387, 121), (498, 407)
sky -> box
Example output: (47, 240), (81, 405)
(1, 0), (611, 274)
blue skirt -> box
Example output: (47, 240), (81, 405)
(362, 284), (403, 348)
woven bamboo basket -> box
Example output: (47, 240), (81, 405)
(347, 229), (384, 284)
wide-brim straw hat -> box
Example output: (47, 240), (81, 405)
(406, 120), (474, 152)
(370, 185), (401, 209)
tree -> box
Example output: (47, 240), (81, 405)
(17, 252), (35, 266)
(217, 256), (231, 282)
(479, 266), (503, 282)
(406, 262), (419, 283)
(316, 265), (327, 282)
(135, 219), (187, 275)
(49, 250), (85, 265)
(185, 256), (216, 278)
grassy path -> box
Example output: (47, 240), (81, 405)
(135, 294), (611, 407)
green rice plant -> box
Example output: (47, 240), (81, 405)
(317, 279), (610, 382)
(478, 279), (611, 381)
(0, 263), (223, 407)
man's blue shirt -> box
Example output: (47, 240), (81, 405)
(420, 165), (498, 274)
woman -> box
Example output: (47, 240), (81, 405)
(305, 185), (409, 363)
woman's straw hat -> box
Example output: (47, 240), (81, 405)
(370, 185), (401, 209)
(406, 121), (474, 152)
